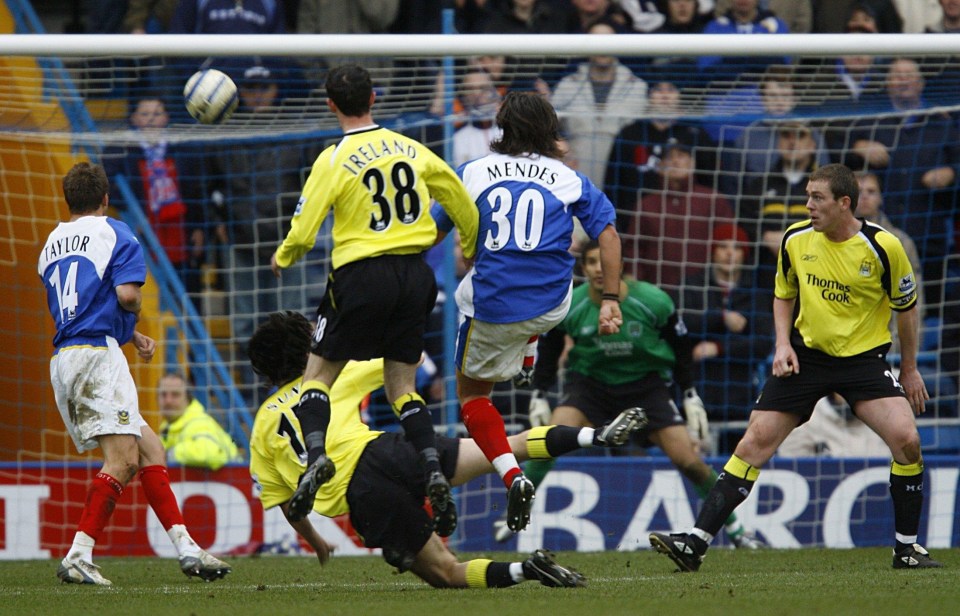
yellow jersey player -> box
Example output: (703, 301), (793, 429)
(247, 311), (645, 587)
(269, 64), (479, 535)
(651, 163), (941, 570)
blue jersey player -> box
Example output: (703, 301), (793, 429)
(435, 92), (625, 535)
(39, 162), (230, 586)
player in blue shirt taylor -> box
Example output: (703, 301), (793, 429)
(39, 162), (230, 586)
(435, 91), (626, 535)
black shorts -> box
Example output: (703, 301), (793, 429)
(754, 343), (904, 420)
(311, 254), (438, 363)
(346, 432), (459, 572)
(560, 371), (685, 446)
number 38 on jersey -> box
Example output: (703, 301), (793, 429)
(363, 161), (422, 232)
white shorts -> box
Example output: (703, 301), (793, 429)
(455, 294), (570, 383)
(49, 337), (145, 453)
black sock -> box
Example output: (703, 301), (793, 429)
(486, 562), (516, 588)
(890, 462), (924, 547)
(540, 425), (581, 457)
(696, 472), (754, 537)
(398, 400), (441, 474)
(296, 388), (330, 466)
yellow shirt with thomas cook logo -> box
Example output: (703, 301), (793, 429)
(775, 219), (917, 357)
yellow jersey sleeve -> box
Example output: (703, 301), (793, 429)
(774, 224), (800, 301)
(274, 147), (336, 269)
(422, 155), (479, 260)
(876, 229), (919, 312)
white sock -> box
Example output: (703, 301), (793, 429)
(896, 532), (918, 545)
(691, 528), (714, 545)
(492, 453), (521, 480)
(68, 531), (95, 563)
(509, 562), (526, 583)
(168, 524), (201, 558)
(578, 428), (595, 447)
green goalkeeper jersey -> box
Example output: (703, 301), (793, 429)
(561, 280), (677, 386)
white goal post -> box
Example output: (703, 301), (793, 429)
(0, 32), (959, 58)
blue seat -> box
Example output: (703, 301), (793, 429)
(918, 424), (960, 454)
(922, 316), (942, 353)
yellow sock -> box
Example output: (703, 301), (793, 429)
(723, 454), (761, 482)
(391, 392), (426, 417)
(526, 426), (552, 459)
(891, 459), (923, 476)
(465, 559), (492, 588)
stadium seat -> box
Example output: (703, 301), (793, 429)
(917, 423), (960, 455)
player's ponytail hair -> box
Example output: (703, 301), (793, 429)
(491, 91), (563, 160)
(248, 311), (313, 386)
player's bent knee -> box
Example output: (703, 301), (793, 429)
(898, 434), (923, 464)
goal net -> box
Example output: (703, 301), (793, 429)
(1, 18), (958, 557)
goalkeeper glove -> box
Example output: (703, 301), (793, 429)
(528, 390), (552, 427)
(683, 387), (709, 443)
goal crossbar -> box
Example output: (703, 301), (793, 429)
(0, 33), (958, 58)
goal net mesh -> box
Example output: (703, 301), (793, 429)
(1, 31), (958, 556)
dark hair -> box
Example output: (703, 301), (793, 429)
(325, 64), (373, 117)
(62, 162), (109, 215)
(490, 92), (563, 159)
(579, 238), (600, 265)
(809, 163), (860, 213)
(248, 311), (313, 386)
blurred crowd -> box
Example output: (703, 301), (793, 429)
(69, 0), (960, 448)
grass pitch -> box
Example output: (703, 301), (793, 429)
(1, 548), (957, 616)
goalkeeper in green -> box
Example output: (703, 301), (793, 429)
(496, 239), (762, 549)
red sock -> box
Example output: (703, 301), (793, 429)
(139, 465), (184, 530)
(77, 473), (123, 540)
(461, 398), (520, 487)
(522, 335), (538, 368)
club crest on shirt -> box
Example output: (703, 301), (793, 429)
(117, 409), (130, 425)
(859, 259), (873, 277)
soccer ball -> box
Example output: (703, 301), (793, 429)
(183, 69), (239, 124)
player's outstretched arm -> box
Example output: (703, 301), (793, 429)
(279, 502), (335, 566)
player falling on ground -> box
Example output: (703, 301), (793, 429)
(39, 162), (230, 586)
(650, 163), (942, 571)
(269, 64), (479, 536)
(494, 240), (763, 548)
(435, 91), (623, 535)
(246, 311), (645, 587)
